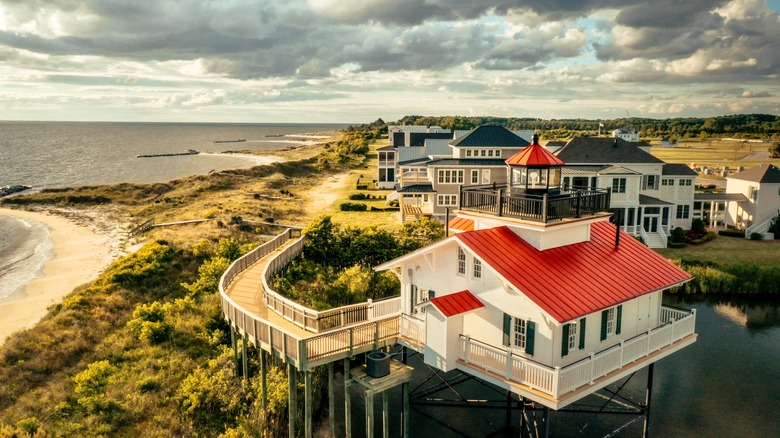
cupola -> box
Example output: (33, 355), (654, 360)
(505, 134), (565, 195)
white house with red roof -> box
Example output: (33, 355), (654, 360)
(376, 139), (698, 410)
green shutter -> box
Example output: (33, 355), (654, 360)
(616, 305), (623, 335)
(502, 313), (511, 346)
(600, 310), (608, 341)
(561, 324), (570, 357)
(428, 290), (435, 299)
(526, 321), (535, 355)
(579, 318), (586, 349)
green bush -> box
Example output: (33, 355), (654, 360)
(356, 185), (368, 190)
(691, 218), (706, 235)
(750, 232), (763, 240)
(671, 227), (686, 244)
(668, 242), (687, 249)
(719, 228), (744, 237)
(349, 193), (368, 200)
(339, 202), (367, 211)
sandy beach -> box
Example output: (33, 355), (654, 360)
(0, 208), (115, 346)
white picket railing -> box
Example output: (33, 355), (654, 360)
(400, 314), (425, 345)
(459, 306), (696, 399)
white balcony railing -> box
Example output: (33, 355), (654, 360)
(459, 306), (696, 399)
(400, 314), (425, 345)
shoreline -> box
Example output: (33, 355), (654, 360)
(0, 208), (115, 346)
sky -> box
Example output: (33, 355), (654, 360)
(1, 0), (779, 124)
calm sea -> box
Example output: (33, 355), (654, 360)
(0, 121), (349, 301)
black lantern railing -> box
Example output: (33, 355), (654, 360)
(459, 184), (611, 223)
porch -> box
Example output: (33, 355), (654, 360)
(453, 306), (697, 409)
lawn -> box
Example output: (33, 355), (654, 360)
(655, 234), (780, 269)
(651, 139), (780, 170)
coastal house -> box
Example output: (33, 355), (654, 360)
(725, 164), (780, 237)
(395, 126), (532, 221)
(555, 138), (696, 247)
(377, 125), (452, 189)
(376, 142), (697, 410)
(612, 128), (639, 142)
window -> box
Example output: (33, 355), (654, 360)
(676, 205), (690, 219)
(438, 169), (464, 184)
(457, 248), (466, 275)
(563, 177), (570, 190)
(662, 178), (673, 186)
(465, 150), (473, 157)
(473, 258), (482, 278)
(681, 179), (692, 186)
(482, 169), (491, 184)
(562, 318), (586, 356)
(487, 149), (494, 157)
(495, 149), (501, 157)
(612, 178), (627, 193)
(600, 305), (622, 341)
(643, 175), (659, 190)
(503, 314), (536, 355)
(437, 194), (458, 206)
(480, 149), (487, 157)
(471, 170), (479, 184)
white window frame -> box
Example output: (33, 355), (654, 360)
(612, 178), (627, 193)
(567, 322), (578, 351)
(605, 307), (616, 338)
(471, 170), (479, 184)
(513, 318), (526, 349)
(481, 169), (491, 185)
(681, 179), (692, 186)
(437, 194), (458, 207)
(472, 258), (482, 279)
(438, 169), (464, 184)
(457, 247), (466, 276)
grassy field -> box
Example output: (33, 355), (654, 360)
(650, 138), (780, 171)
(656, 233), (780, 269)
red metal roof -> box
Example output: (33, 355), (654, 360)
(455, 222), (692, 323)
(429, 290), (484, 317)
(506, 143), (565, 167)
(448, 216), (474, 232)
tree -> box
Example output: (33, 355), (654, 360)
(770, 143), (780, 158)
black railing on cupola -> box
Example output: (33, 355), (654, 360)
(459, 183), (611, 223)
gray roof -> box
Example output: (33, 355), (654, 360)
(397, 183), (435, 193)
(398, 157), (430, 166)
(555, 137), (664, 164)
(562, 165), (609, 175)
(377, 145), (395, 152)
(662, 163), (698, 176)
(728, 164), (780, 183)
(695, 193), (749, 202)
(639, 194), (673, 206)
(450, 126), (530, 148)
(424, 138), (453, 156)
(426, 158), (507, 167)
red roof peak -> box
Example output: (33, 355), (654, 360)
(429, 290), (484, 317)
(506, 138), (566, 167)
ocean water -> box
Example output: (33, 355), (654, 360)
(0, 121), (348, 301)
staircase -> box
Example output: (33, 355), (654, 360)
(644, 232), (666, 248)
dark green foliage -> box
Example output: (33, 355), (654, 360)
(670, 259), (780, 294)
(349, 193), (368, 200)
(768, 211), (780, 238)
(339, 202), (367, 211)
(769, 143), (780, 158)
(107, 241), (180, 290)
(671, 227), (686, 244)
(691, 218), (706, 235)
(750, 232), (763, 240)
(719, 228), (745, 238)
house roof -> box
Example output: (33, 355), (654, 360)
(638, 194), (673, 206)
(448, 216), (474, 232)
(450, 126), (530, 148)
(427, 158), (507, 167)
(728, 164), (780, 183)
(562, 165), (609, 175)
(454, 222), (691, 323)
(397, 183), (435, 193)
(506, 142), (566, 167)
(662, 163), (698, 176)
(694, 193), (749, 202)
(555, 138), (664, 164)
(377, 145), (395, 152)
(429, 290), (484, 317)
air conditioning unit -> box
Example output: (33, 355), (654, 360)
(366, 351), (390, 378)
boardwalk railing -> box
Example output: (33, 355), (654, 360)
(219, 229), (403, 370)
(460, 184), (610, 223)
(459, 306), (696, 399)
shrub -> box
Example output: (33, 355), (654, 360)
(339, 202), (367, 211)
(127, 301), (172, 344)
(349, 193), (368, 200)
(668, 242), (687, 249)
(671, 227), (686, 244)
(719, 228), (745, 238)
(750, 232), (763, 240)
(691, 218), (706, 235)
(356, 185), (368, 190)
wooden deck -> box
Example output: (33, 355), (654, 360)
(220, 231), (401, 371)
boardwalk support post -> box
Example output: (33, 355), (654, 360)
(366, 391), (374, 438)
(288, 363), (297, 438)
(260, 351), (268, 411)
(231, 328), (239, 376)
(344, 358), (352, 438)
(543, 406), (550, 438)
(382, 391), (389, 438)
(305, 370), (312, 438)
(242, 335), (248, 380)
(402, 381), (410, 437)
(329, 362), (336, 437)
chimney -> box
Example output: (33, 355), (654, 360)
(613, 138), (618, 147)
(532, 133), (540, 145)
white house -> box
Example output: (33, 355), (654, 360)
(378, 125), (453, 189)
(376, 143), (697, 410)
(612, 128), (639, 142)
(726, 164), (780, 237)
(555, 138), (696, 247)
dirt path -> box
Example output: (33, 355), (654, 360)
(303, 171), (353, 220)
